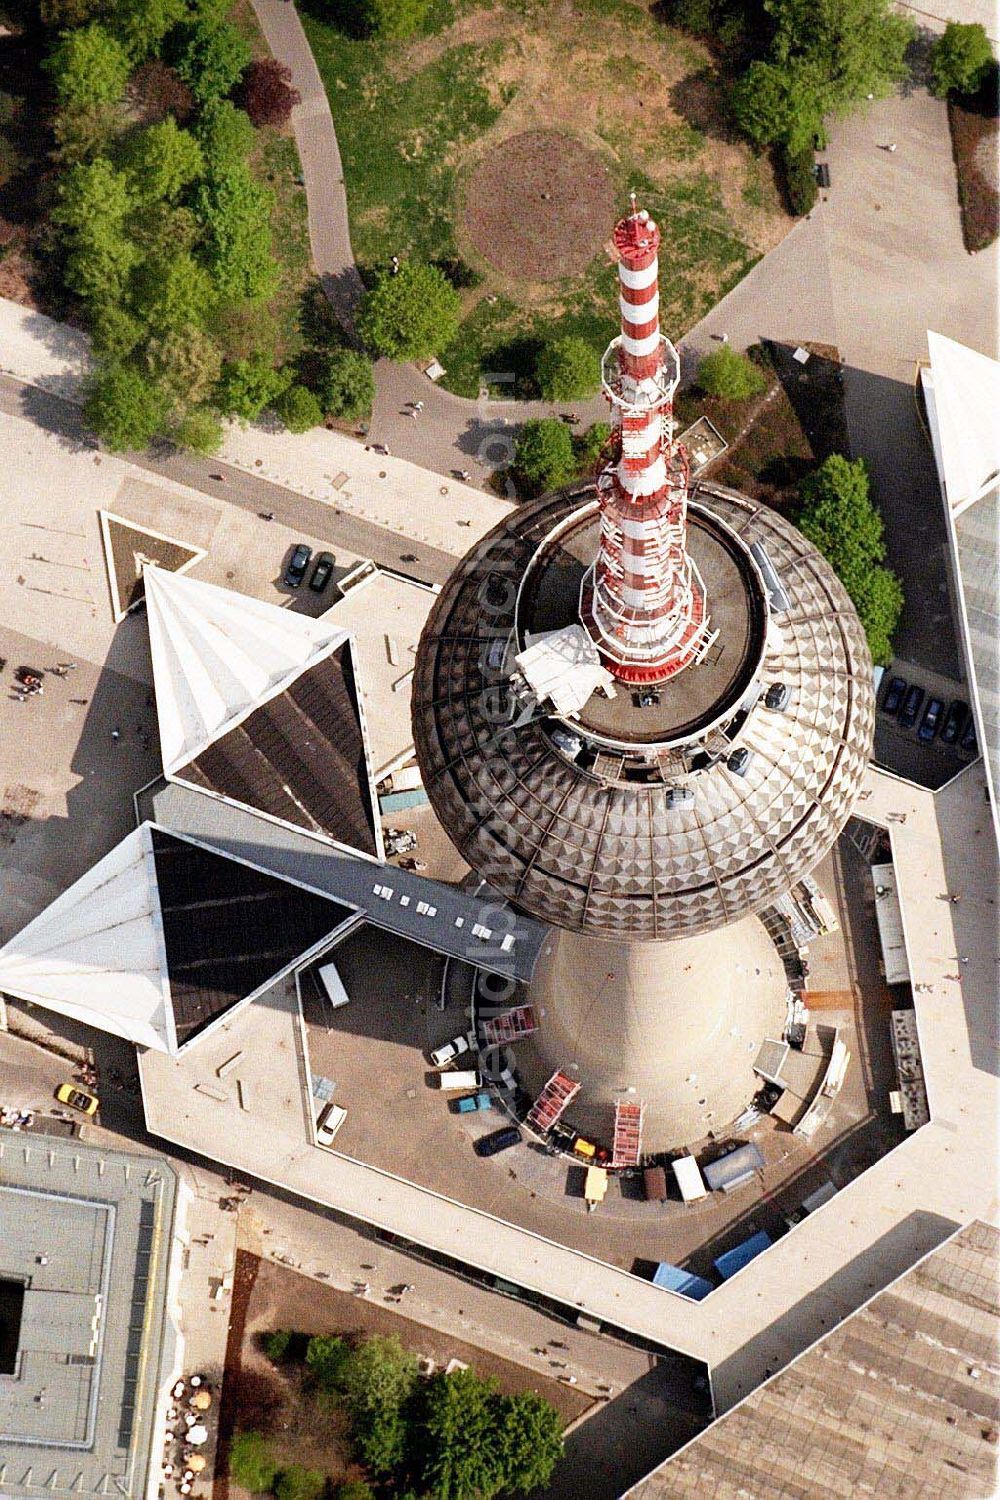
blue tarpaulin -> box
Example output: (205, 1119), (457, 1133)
(652, 1262), (714, 1300)
(714, 1229), (773, 1280)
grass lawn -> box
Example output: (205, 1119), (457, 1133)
(301, 0), (790, 395)
(947, 64), (999, 254)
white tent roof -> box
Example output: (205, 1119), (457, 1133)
(924, 331), (1000, 517)
(0, 826), (174, 1052)
(516, 624), (616, 716)
(143, 565), (350, 777)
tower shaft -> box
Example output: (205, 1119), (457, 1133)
(584, 203), (716, 684)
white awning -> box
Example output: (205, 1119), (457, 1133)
(516, 624), (616, 716)
(143, 564), (350, 777)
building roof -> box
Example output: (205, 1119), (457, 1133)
(144, 565), (381, 857)
(0, 1136), (178, 1500)
(98, 510), (206, 623)
(0, 824), (357, 1052)
(412, 483), (874, 939)
(924, 331), (1000, 517)
(627, 1220), (1000, 1500)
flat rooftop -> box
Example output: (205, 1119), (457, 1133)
(0, 1136), (178, 1500)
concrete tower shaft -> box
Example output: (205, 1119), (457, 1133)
(585, 201), (717, 684)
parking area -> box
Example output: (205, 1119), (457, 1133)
(298, 829), (909, 1281)
(872, 656), (978, 789)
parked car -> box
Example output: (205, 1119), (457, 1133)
(918, 697), (944, 743)
(727, 747), (752, 777)
(764, 682), (791, 712)
(881, 676), (907, 717)
(940, 700), (968, 746)
(315, 1101), (347, 1146)
(309, 551), (335, 592)
(55, 1082), (98, 1116)
(283, 543), (312, 588)
(430, 1032), (472, 1068)
(455, 1092), (492, 1114)
(961, 715), (978, 754)
(899, 684), (925, 729)
(474, 1125), (522, 1157)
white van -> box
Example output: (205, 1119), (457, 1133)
(315, 1101), (347, 1146)
(437, 1069), (481, 1091)
(318, 960), (350, 1009)
(672, 1154), (708, 1203)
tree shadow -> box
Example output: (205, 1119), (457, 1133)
(668, 67), (737, 144)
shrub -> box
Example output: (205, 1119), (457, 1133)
(174, 406), (224, 455)
(311, 348), (375, 421)
(147, 324), (222, 410)
(781, 144), (818, 216)
(172, 16), (253, 104)
(241, 58), (302, 128)
(931, 22), (994, 99)
(337, 1483), (376, 1500)
(123, 118), (205, 205)
(274, 1466), (325, 1500)
(304, 1333), (349, 1390)
(536, 335), (600, 401)
(46, 25), (131, 113)
(217, 355), (290, 420)
(128, 61), (195, 125)
(514, 418), (576, 493)
(194, 165), (278, 303)
(263, 1328), (294, 1363)
(52, 158), (138, 302)
(195, 98), (257, 177)
(357, 262), (461, 361)
(229, 1430), (278, 1495)
(52, 103), (126, 167)
(697, 343), (767, 400)
(113, 0), (189, 63)
(275, 383), (323, 434)
(361, 0), (433, 39)
(133, 251), (215, 332)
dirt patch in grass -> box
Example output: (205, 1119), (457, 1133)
(947, 67), (999, 254)
(463, 130), (615, 280)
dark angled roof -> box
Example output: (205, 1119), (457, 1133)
(98, 511), (205, 622)
(150, 828), (353, 1046)
(176, 642), (380, 857)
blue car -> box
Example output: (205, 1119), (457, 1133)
(881, 676), (906, 716)
(455, 1092), (492, 1114)
(918, 698), (943, 743)
(283, 543), (312, 588)
(899, 684), (924, 730)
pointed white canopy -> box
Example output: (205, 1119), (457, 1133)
(0, 826), (174, 1053)
(143, 565), (350, 777)
(924, 331), (1000, 516)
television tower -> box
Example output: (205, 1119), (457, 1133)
(412, 203), (874, 1153)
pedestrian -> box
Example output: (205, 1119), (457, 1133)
(390, 255), (400, 275)
(459, 470), (471, 481)
(951, 894), (961, 904)
(414, 400), (424, 412)
(260, 510), (275, 522)
(111, 728), (121, 743)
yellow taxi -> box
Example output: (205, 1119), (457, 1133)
(55, 1082), (99, 1116)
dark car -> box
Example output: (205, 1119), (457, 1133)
(940, 700), (968, 746)
(918, 698), (943, 743)
(309, 552), (335, 592)
(899, 684), (925, 730)
(727, 747), (752, 777)
(474, 1125), (522, 1158)
(764, 682), (791, 712)
(881, 676), (907, 716)
(283, 543), (312, 588)
(961, 716), (978, 754)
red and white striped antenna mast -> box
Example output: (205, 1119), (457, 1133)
(581, 198), (717, 683)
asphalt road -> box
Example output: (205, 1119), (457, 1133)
(0, 374), (457, 586)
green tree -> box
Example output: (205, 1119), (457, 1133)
(797, 453), (902, 664)
(514, 418), (576, 493)
(195, 166), (277, 302)
(274, 1468), (325, 1500)
(697, 344), (767, 400)
(91, 300), (144, 358)
(304, 1333), (350, 1391)
(767, 0), (914, 111)
(46, 25), (131, 113)
(84, 360), (167, 451)
(930, 22), (994, 98)
(361, 0), (433, 38)
(337, 1482), (376, 1500)
(536, 335), (599, 402)
(229, 1430), (278, 1495)
(133, 250), (215, 332)
(147, 324), (222, 410)
(172, 16), (253, 104)
(52, 102), (126, 167)
(174, 406), (224, 454)
(40, 0), (103, 25)
(124, 119), (205, 205)
(131, 203), (200, 258)
(195, 98), (257, 177)
(781, 144), (818, 215)
(262, 1328), (294, 1363)
(339, 1335), (419, 1475)
(418, 1369), (504, 1500)
(357, 262), (461, 361)
(731, 58), (824, 151)
(574, 420), (611, 470)
(497, 1391), (564, 1495)
(275, 383), (323, 434)
(312, 348), (375, 421)
(52, 158), (138, 301)
(112, 0), (189, 61)
(217, 354), (290, 420)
